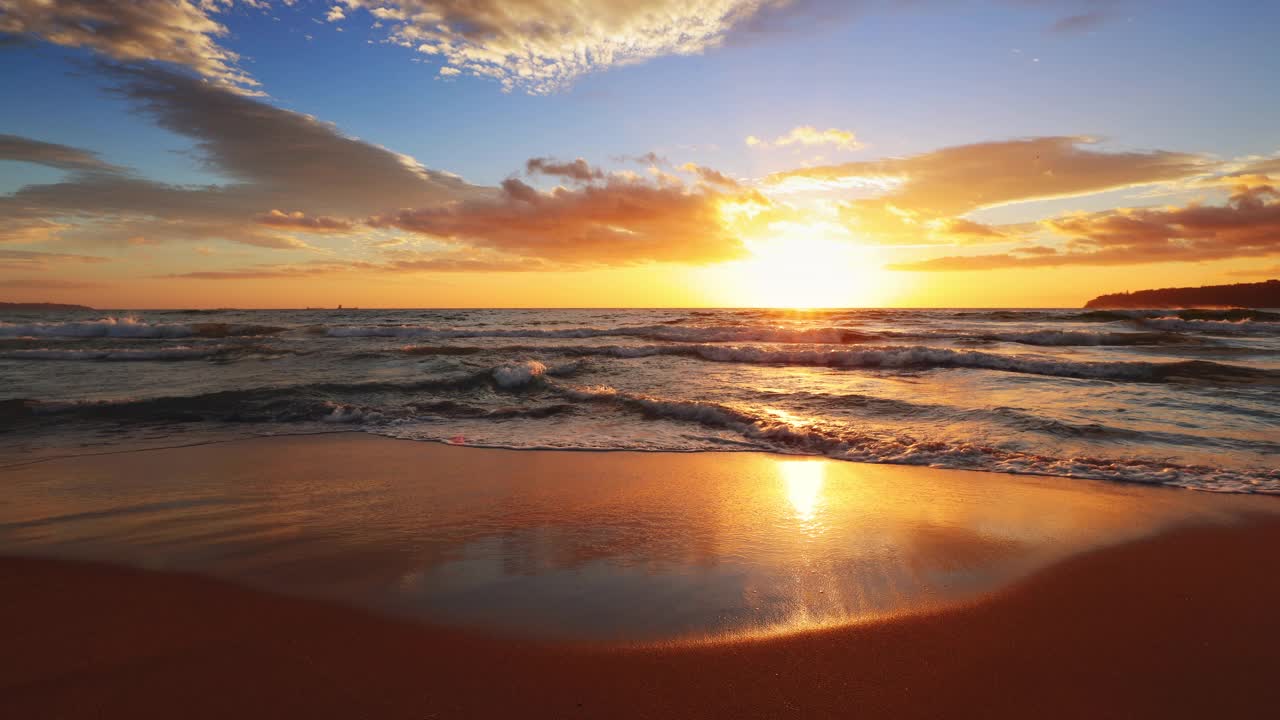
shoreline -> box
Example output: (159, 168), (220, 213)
(5, 515), (1280, 718)
(2, 434), (1276, 644)
(5, 428), (1275, 496)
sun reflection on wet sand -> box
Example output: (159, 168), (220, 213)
(1, 435), (1274, 644)
(780, 460), (826, 527)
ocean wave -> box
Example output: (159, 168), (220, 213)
(0, 316), (285, 339)
(957, 309), (1280, 325)
(1136, 316), (1280, 335)
(325, 323), (1212, 349)
(338, 341), (1267, 382)
(493, 360), (548, 388)
(401, 345), (487, 356)
(971, 330), (1203, 346)
(549, 384), (1279, 493)
(409, 399), (576, 419)
(2, 358), (586, 425)
(543, 344), (1275, 383)
(0, 345), (286, 362)
(326, 323), (874, 344)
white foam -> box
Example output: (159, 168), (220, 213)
(1138, 317), (1278, 335)
(982, 330), (1185, 346)
(549, 382), (1280, 494)
(327, 323), (870, 344)
(0, 316), (194, 339)
(319, 402), (375, 423)
(2, 346), (215, 361)
(546, 343), (1247, 382)
(492, 360), (548, 388)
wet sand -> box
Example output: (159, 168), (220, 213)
(1, 436), (1278, 717)
(3, 516), (1280, 718)
(3, 434), (1272, 642)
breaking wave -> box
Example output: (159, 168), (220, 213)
(0, 317), (285, 339)
(1136, 316), (1280, 335)
(549, 384), (1279, 494)
(540, 344), (1275, 383)
(326, 323), (874, 344)
(0, 345), (287, 361)
(969, 330), (1204, 346)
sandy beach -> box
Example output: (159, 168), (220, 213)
(4, 516), (1280, 719)
(1, 435), (1278, 717)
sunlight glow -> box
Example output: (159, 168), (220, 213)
(780, 460), (826, 523)
(729, 226), (886, 309)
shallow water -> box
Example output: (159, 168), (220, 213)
(2, 307), (1278, 492)
(1, 436), (1271, 643)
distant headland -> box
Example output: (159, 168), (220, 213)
(1085, 280), (1280, 309)
(0, 301), (94, 311)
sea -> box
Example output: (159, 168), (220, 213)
(3, 307), (1278, 494)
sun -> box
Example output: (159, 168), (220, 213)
(708, 223), (887, 309)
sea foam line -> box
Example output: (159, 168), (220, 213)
(546, 382), (1280, 494)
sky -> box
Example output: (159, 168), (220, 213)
(1, 0), (1278, 308)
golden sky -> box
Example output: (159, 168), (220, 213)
(2, 2), (1279, 308)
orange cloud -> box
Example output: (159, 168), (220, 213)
(255, 210), (356, 233)
(777, 125), (861, 151)
(776, 136), (1211, 216)
(681, 163), (740, 188)
(0, 277), (105, 289)
(164, 254), (550, 280)
(371, 175), (752, 265)
(526, 157), (604, 182)
(746, 126), (861, 151)
(0, 249), (109, 270)
(768, 136), (1212, 245)
(893, 183), (1280, 270)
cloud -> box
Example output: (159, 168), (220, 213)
(0, 277), (105, 289)
(255, 210), (356, 233)
(105, 64), (476, 214)
(927, 217), (1010, 242)
(1228, 264), (1280, 278)
(526, 157), (604, 182)
(0, 65), (482, 249)
(0, 0), (1140, 99)
(765, 125), (862, 151)
(770, 136), (1212, 244)
(0, 249), (110, 270)
(780, 125), (860, 151)
(2, 67), (754, 270)
(681, 163), (740, 188)
(1049, 11), (1109, 33)
(370, 174), (754, 265)
(0, 215), (71, 244)
(341, 0), (809, 93)
(892, 182), (1280, 270)
(0, 0), (258, 92)
(774, 136), (1210, 215)
(0, 134), (123, 173)
(163, 253), (550, 279)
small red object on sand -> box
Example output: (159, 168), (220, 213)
(451, 435), (466, 445)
